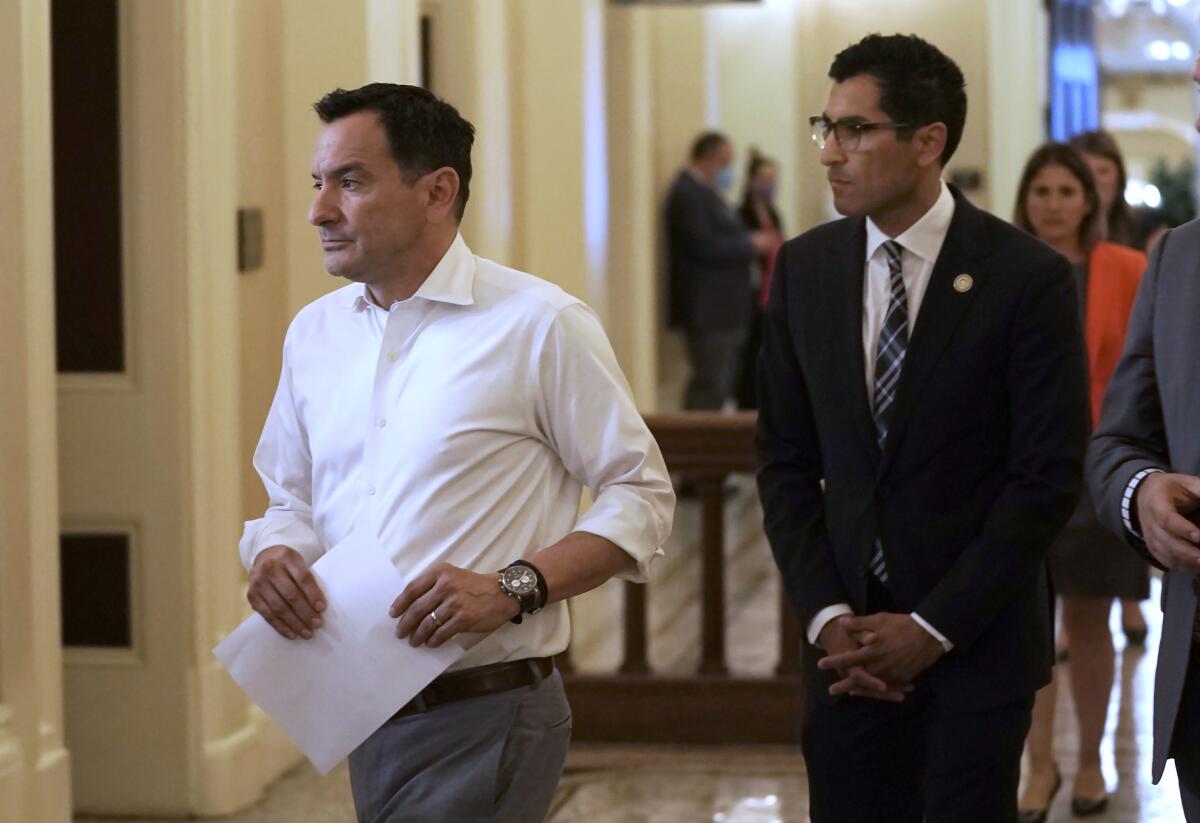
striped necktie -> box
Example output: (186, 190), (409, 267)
(869, 239), (908, 583)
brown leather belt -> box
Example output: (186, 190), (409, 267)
(393, 657), (555, 718)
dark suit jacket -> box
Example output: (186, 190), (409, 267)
(665, 171), (755, 332)
(756, 188), (1089, 711)
(1088, 220), (1200, 783)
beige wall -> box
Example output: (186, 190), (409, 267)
(0, 1), (73, 820)
(236, 0), (289, 524)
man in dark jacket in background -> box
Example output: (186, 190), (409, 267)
(666, 131), (772, 410)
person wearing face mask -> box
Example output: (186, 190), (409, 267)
(735, 149), (785, 410)
(666, 131), (774, 410)
(1012, 142), (1147, 822)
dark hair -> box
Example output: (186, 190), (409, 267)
(1013, 142), (1104, 252)
(738, 148), (782, 232)
(314, 83), (475, 220)
(744, 147), (776, 184)
(690, 131), (729, 162)
(829, 33), (967, 166)
(1069, 130), (1137, 247)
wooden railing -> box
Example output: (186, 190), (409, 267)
(559, 411), (804, 744)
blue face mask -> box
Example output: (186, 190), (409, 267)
(713, 166), (734, 192)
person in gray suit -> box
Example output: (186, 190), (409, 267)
(1087, 56), (1200, 822)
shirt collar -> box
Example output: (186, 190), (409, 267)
(350, 232), (477, 311)
(864, 180), (955, 265)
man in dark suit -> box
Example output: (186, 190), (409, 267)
(756, 34), (1089, 822)
(666, 131), (771, 409)
(1087, 56), (1200, 823)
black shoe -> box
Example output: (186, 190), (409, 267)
(1123, 625), (1148, 645)
(1071, 794), (1108, 817)
(1018, 769), (1062, 823)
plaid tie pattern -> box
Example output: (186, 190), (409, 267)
(869, 240), (908, 583)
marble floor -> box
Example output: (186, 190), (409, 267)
(77, 484), (1189, 822)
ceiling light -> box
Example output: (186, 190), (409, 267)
(1172, 41), (1193, 60)
(1148, 40), (1173, 60)
(1125, 180), (1146, 206)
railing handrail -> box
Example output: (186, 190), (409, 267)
(644, 411), (757, 476)
(562, 409), (803, 744)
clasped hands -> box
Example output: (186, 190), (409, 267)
(247, 546), (519, 647)
(816, 612), (945, 702)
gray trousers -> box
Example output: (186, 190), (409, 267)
(683, 329), (746, 410)
(348, 668), (571, 823)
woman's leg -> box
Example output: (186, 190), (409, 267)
(1121, 598), (1148, 642)
(1018, 676), (1060, 813)
(1062, 596), (1116, 800)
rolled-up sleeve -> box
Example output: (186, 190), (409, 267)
(239, 334), (324, 571)
(533, 304), (675, 582)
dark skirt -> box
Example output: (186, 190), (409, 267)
(1048, 487), (1150, 601)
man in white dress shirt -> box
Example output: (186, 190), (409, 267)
(240, 83), (674, 823)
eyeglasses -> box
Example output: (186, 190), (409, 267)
(809, 116), (913, 151)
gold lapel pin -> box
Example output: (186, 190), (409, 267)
(953, 274), (974, 293)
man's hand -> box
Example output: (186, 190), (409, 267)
(817, 616), (908, 702)
(751, 230), (776, 254)
(390, 563), (521, 648)
(247, 545), (326, 640)
(1136, 472), (1200, 572)
(819, 613), (944, 689)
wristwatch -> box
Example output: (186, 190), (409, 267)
(498, 560), (547, 624)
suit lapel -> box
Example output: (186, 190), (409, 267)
(828, 219), (879, 461)
(878, 194), (993, 476)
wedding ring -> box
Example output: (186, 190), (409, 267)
(428, 610), (441, 626)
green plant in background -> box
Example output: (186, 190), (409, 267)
(1149, 157), (1197, 226)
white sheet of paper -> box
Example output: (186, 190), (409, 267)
(214, 531), (465, 774)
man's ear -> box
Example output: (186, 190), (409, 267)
(913, 122), (948, 169)
(424, 167), (461, 222)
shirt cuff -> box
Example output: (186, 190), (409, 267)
(912, 612), (954, 652)
(238, 517), (324, 571)
(807, 603), (854, 647)
(1122, 468), (1164, 539)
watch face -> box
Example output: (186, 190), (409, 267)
(501, 566), (538, 596)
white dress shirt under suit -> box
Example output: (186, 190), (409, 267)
(807, 181), (956, 652)
(240, 233), (675, 671)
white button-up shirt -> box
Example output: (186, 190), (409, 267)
(861, 180), (954, 396)
(240, 233), (675, 670)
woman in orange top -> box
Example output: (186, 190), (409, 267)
(1013, 143), (1147, 822)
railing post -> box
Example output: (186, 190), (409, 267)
(620, 581), (650, 674)
(698, 477), (729, 676)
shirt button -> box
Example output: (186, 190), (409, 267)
(367, 487), (376, 496)
(377, 417), (387, 427)
(387, 351), (398, 362)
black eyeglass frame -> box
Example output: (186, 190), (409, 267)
(808, 116), (915, 151)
